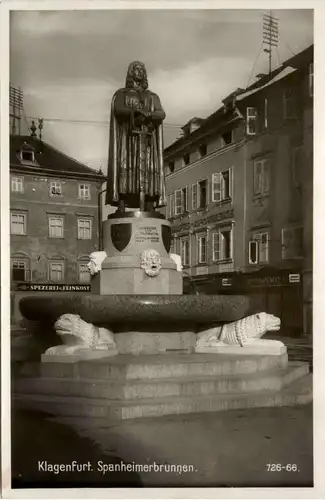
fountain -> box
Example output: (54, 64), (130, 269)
(14, 61), (312, 422)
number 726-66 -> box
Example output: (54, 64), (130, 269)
(267, 464), (299, 472)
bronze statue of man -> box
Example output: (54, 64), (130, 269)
(105, 61), (167, 212)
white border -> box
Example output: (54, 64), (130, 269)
(1, 1), (325, 499)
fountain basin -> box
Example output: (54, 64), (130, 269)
(19, 294), (250, 329)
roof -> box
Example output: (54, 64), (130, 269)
(10, 135), (104, 179)
(164, 44), (313, 157)
(282, 44), (313, 70)
(164, 107), (241, 157)
(181, 117), (206, 131)
(236, 66), (298, 101)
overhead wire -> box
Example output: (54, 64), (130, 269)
(246, 40), (264, 89)
(25, 115), (184, 129)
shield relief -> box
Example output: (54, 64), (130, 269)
(111, 223), (132, 252)
(161, 224), (172, 253)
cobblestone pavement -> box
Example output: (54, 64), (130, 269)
(11, 403), (313, 488)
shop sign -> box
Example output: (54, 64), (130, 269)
(289, 273), (301, 283)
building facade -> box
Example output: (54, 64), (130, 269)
(164, 45), (313, 336)
(10, 135), (104, 289)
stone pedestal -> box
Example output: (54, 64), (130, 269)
(92, 211), (182, 295)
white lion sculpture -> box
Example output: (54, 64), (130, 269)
(140, 249), (162, 277)
(87, 251), (107, 276)
(196, 312), (284, 354)
(45, 313), (117, 356)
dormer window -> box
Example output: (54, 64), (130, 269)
(221, 130), (233, 146)
(168, 161), (175, 173)
(22, 150), (34, 162)
(198, 144), (207, 158)
(183, 153), (190, 166)
(19, 142), (37, 165)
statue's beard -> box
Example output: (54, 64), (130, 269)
(133, 80), (145, 91)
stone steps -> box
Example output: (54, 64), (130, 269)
(14, 371), (312, 421)
(23, 353), (289, 380)
(15, 362), (308, 401)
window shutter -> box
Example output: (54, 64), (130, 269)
(262, 159), (270, 194)
(292, 147), (303, 188)
(212, 173), (222, 202)
(175, 189), (182, 215)
(192, 183), (198, 210)
(295, 227), (303, 257)
(212, 232), (221, 261)
(228, 167), (233, 199)
(185, 186), (189, 211)
(170, 193), (174, 217)
(254, 161), (262, 195)
(264, 98), (268, 128)
(249, 241), (258, 264)
(282, 228), (293, 259)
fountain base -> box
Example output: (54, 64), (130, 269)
(14, 352), (312, 421)
(14, 294), (312, 421)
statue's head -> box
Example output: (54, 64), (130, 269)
(87, 251), (107, 275)
(125, 61), (148, 91)
(140, 249), (162, 277)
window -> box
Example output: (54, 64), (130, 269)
(248, 241), (258, 264)
(292, 147), (303, 188)
(20, 149), (34, 162)
(79, 184), (91, 200)
(309, 62), (314, 97)
(249, 232), (269, 264)
(49, 261), (64, 282)
(253, 159), (270, 196)
(212, 228), (233, 261)
(10, 212), (26, 235)
(173, 236), (179, 255)
(198, 144), (207, 158)
(264, 98), (268, 129)
(246, 107), (257, 135)
(11, 260), (28, 282)
(49, 216), (64, 238)
(282, 227), (303, 259)
(174, 187), (188, 215)
(175, 190), (182, 215)
(283, 88), (297, 119)
(212, 169), (232, 202)
(11, 176), (24, 193)
(168, 161), (175, 173)
(50, 181), (62, 196)
(170, 237), (175, 254)
(198, 179), (207, 208)
(183, 153), (190, 166)
(309, 62), (313, 97)
(182, 187), (188, 212)
(181, 238), (190, 266)
(192, 183), (198, 210)
(192, 179), (208, 210)
(221, 130), (233, 146)
(78, 263), (91, 283)
(168, 194), (174, 218)
(197, 234), (207, 264)
(78, 218), (92, 239)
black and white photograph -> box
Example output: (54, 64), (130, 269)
(1, 1), (323, 497)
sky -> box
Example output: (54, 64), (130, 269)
(10, 8), (313, 173)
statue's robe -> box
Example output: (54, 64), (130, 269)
(105, 88), (166, 208)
